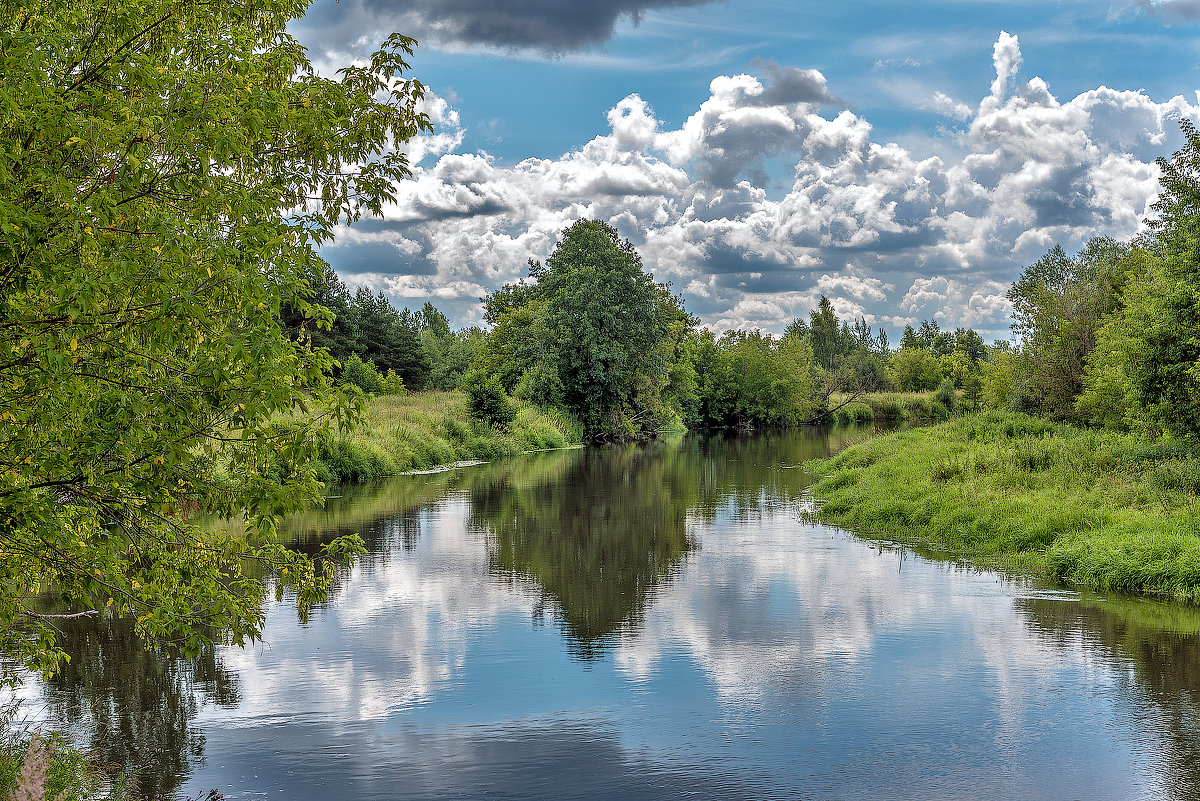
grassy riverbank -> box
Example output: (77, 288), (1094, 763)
(808, 411), (1200, 602)
(314, 391), (582, 483)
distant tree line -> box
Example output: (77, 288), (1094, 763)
(466, 220), (995, 437)
(284, 222), (998, 438)
(281, 265), (484, 393)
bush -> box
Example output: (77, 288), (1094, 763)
(833, 401), (875, 425)
(934, 378), (957, 411)
(341, 354), (383, 394)
(379, 369), (407, 396)
(880, 397), (906, 420)
(462, 371), (516, 428)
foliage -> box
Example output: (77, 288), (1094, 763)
(480, 221), (695, 438)
(887, 347), (942, 391)
(695, 330), (821, 428)
(961, 370), (984, 409)
(1077, 123), (1200, 438)
(0, 1), (428, 674)
(340, 354), (383, 394)
(980, 348), (1019, 409)
(463, 371), (517, 429)
(0, 730), (122, 801)
(282, 269), (438, 389)
(379, 369), (408, 395)
(420, 303), (486, 391)
(810, 411), (1200, 603)
(353, 289), (429, 387)
(785, 296), (891, 390)
(1006, 237), (1132, 419)
(808, 295), (842, 370)
(938, 350), (977, 389)
(934, 378), (958, 410)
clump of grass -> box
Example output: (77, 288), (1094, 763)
(809, 410), (1200, 603)
(831, 401), (876, 426)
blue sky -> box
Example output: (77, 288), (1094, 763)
(290, 0), (1200, 341)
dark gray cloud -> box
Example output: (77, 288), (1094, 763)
(749, 58), (843, 106)
(1025, 165), (1111, 230)
(713, 270), (808, 295)
(701, 242), (792, 275)
(324, 240), (438, 276)
(307, 0), (718, 54)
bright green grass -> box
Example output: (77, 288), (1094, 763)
(808, 410), (1200, 602)
(315, 391), (582, 483)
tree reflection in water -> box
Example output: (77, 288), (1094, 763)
(43, 615), (239, 798)
(469, 443), (694, 657)
(1016, 593), (1200, 801)
(464, 429), (866, 657)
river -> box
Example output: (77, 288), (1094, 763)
(27, 427), (1200, 800)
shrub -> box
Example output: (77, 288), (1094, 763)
(880, 397), (906, 420)
(836, 401), (875, 424)
(462, 371), (516, 428)
(934, 378), (957, 411)
(341, 353), (383, 394)
(379, 369), (407, 396)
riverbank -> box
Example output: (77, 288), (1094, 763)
(314, 391), (582, 483)
(807, 410), (1200, 602)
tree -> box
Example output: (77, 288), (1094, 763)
(938, 350), (976, 389)
(281, 263), (358, 367)
(353, 288), (429, 387)
(481, 220), (693, 437)
(1007, 237), (1131, 418)
(1078, 238), (1200, 435)
(783, 317), (809, 341)
(0, 2), (429, 674)
(709, 330), (820, 427)
(463, 371), (516, 428)
(809, 295), (841, 369)
(888, 348), (942, 392)
(917, 319), (941, 349)
(953, 328), (987, 363)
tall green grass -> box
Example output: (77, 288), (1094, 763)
(827, 391), (956, 424)
(314, 391), (582, 484)
(808, 410), (1200, 602)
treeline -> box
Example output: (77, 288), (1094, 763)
(281, 265), (484, 393)
(465, 220), (996, 438)
(286, 220), (1001, 439)
(989, 119), (1200, 440)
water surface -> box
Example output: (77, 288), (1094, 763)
(35, 428), (1200, 800)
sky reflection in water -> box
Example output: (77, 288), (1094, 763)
(37, 430), (1200, 800)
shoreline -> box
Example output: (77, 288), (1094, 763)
(805, 410), (1200, 603)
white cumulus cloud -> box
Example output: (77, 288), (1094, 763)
(325, 35), (1200, 339)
